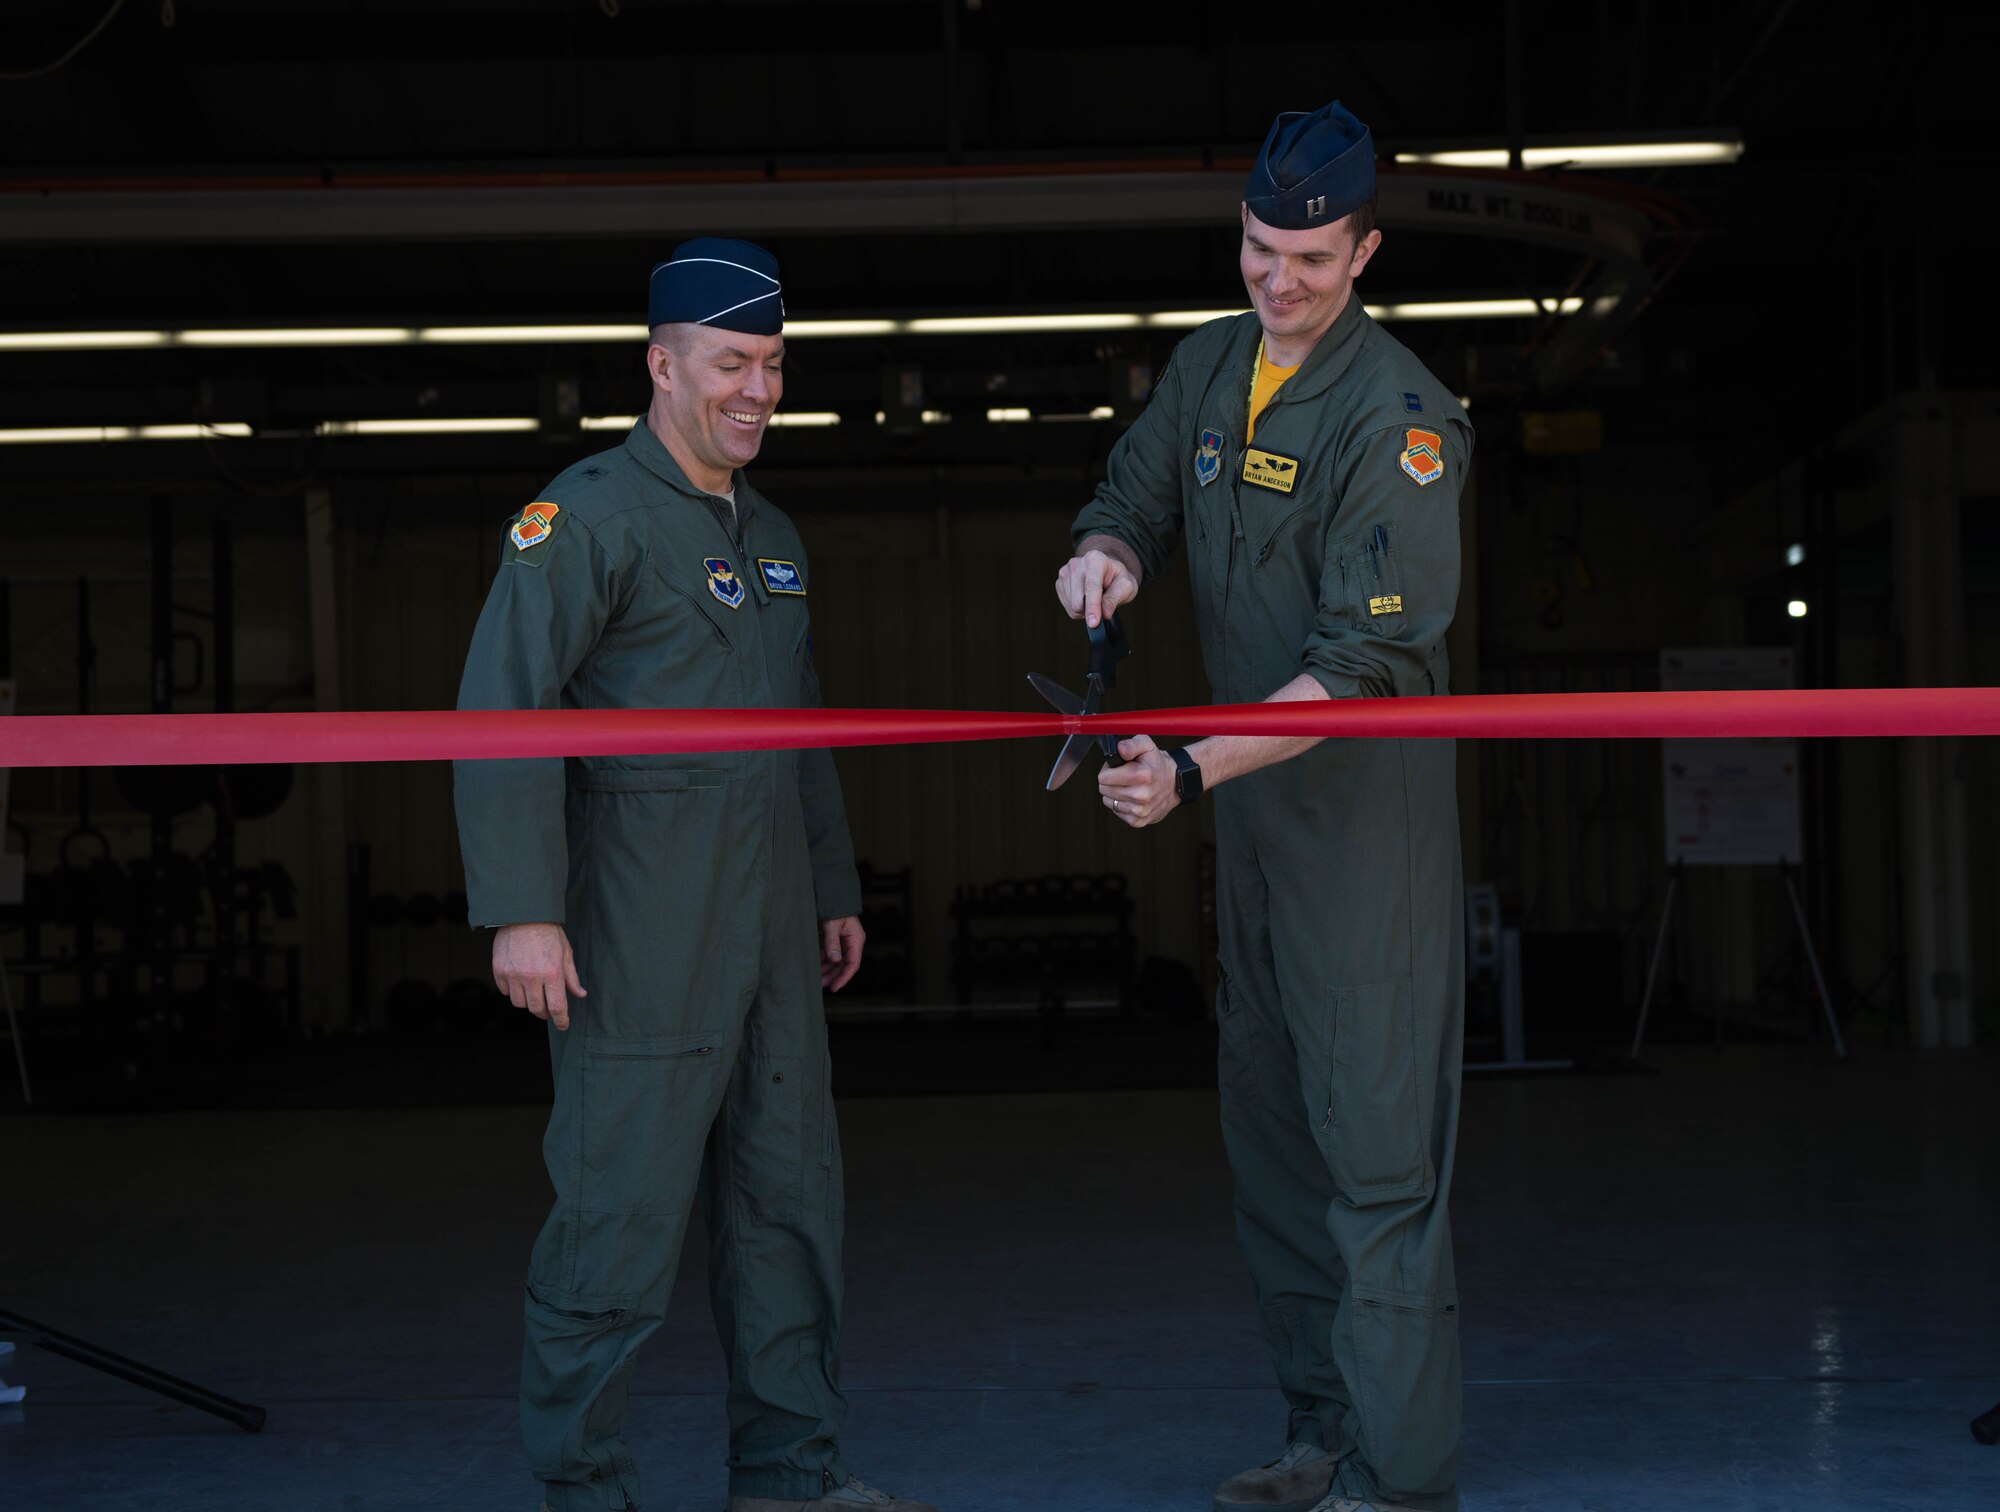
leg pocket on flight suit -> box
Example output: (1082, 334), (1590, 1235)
(819, 1057), (845, 1224)
(562, 1030), (726, 1299)
(735, 1053), (806, 1225)
(579, 1031), (727, 1216)
(1319, 979), (1432, 1204)
(1349, 1284), (1461, 1490)
(1215, 965), (1262, 1098)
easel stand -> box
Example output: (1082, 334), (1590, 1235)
(0, 1308), (265, 1431)
(1630, 861), (1846, 1059)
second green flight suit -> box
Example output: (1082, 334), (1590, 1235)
(1073, 299), (1471, 1511)
(455, 421), (862, 1512)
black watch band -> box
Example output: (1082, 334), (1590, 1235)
(1169, 746), (1204, 804)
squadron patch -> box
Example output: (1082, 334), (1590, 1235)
(705, 557), (746, 609)
(1399, 428), (1444, 488)
(1194, 428), (1224, 487)
(1241, 446), (1301, 494)
(510, 501), (559, 551)
(757, 558), (806, 595)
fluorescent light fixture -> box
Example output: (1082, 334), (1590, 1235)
(785, 319), (901, 338)
(920, 409), (950, 425)
(986, 407), (1032, 422)
(421, 324), (645, 344)
(314, 417), (538, 436)
(1371, 298), (1583, 321)
(181, 327), (417, 347)
(1787, 599), (1809, 619)
(1146, 310), (1249, 328)
(581, 415), (637, 431)
(1, 299), (1595, 353)
(1039, 407), (1118, 423)
(1395, 139), (1743, 170)
(0, 330), (168, 351)
(767, 411), (841, 428)
(909, 314), (1145, 335)
(0, 422), (252, 445)
(1786, 543), (1806, 567)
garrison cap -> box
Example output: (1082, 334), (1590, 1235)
(1244, 101), (1376, 230)
(647, 237), (785, 335)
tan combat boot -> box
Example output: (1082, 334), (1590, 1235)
(1214, 1442), (1339, 1512)
(728, 1469), (938, 1512)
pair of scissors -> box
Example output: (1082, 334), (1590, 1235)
(1027, 615), (1132, 792)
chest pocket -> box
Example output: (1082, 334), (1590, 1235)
(647, 560), (738, 648)
(1335, 531), (1410, 639)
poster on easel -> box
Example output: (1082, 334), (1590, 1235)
(1660, 648), (1802, 867)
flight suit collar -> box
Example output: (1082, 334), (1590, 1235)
(1235, 294), (1369, 411)
(622, 417), (758, 532)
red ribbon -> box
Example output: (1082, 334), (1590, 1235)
(0, 688), (1995, 768)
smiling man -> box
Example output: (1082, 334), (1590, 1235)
(1054, 104), (1472, 1512)
(456, 239), (934, 1512)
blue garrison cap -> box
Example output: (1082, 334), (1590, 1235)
(1244, 101), (1376, 231)
(647, 237), (785, 335)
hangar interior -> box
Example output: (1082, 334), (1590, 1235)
(2, 4), (1997, 1511)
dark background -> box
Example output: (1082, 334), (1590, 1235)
(2, 0), (1997, 1108)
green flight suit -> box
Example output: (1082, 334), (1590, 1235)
(1073, 300), (1470, 1511)
(454, 420), (863, 1512)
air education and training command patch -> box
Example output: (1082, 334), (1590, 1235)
(706, 558), (746, 609)
(1400, 428), (1445, 488)
(1193, 428), (1224, 487)
(1241, 446), (1301, 494)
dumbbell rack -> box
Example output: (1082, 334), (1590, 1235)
(948, 872), (1136, 1016)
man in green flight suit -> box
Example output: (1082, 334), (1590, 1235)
(1056, 104), (1471, 1512)
(456, 239), (936, 1512)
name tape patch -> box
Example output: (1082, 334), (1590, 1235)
(757, 558), (806, 595)
(1369, 595), (1405, 617)
(1241, 446), (1301, 494)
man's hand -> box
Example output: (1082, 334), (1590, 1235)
(1097, 734), (1181, 828)
(821, 916), (866, 992)
(1055, 539), (1141, 627)
(492, 922), (587, 1032)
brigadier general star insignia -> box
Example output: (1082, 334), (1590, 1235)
(706, 557), (746, 609)
(1400, 428), (1444, 487)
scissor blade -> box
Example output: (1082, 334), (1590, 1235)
(1045, 732), (1095, 791)
(1027, 672), (1087, 717)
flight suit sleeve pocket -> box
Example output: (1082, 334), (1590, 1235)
(1333, 531), (1410, 639)
(1321, 978), (1433, 1205)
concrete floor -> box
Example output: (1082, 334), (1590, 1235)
(4, 1045), (1997, 1511)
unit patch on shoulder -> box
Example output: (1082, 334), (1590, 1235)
(504, 501), (567, 566)
(1241, 446), (1301, 494)
(1399, 428), (1445, 488)
(510, 501), (559, 551)
(1194, 427), (1224, 487)
(757, 558), (806, 595)
(706, 557), (746, 609)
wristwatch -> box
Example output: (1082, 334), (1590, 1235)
(1169, 746), (1204, 804)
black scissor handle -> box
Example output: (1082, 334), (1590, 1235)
(1086, 613), (1129, 690)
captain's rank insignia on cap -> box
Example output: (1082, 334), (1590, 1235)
(510, 501), (559, 551)
(705, 557), (746, 609)
(1242, 446), (1301, 494)
(1194, 428), (1224, 487)
(1399, 429), (1444, 487)
(756, 558), (806, 595)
